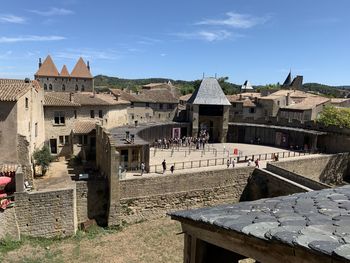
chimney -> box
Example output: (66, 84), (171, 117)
(286, 93), (290, 106)
(87, 61), (90, 71)
(70, 93), (74, 102)
(38, 58), (42, 68)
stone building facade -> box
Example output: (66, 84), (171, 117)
(0, 79), (45, 182)
(44, 92), (129, 157)
(34, 55), (93, 93)
(110, 88), (179, 125)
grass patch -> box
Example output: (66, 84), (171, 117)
(0, 236), (22, 254)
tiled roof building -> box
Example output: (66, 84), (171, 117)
(34, 55), (94, 93)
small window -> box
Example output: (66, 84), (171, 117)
(131, 114), (134, 120)
(146, 102), (149, 108)
(90, 110), (95, 118)
(159, 103), (163, 110)
(75, 85), (78, 91)
(44, 84), (47, 90)
(59, 136), (64, 145)
(54, 112), (65, 125)
(55, 78), (57, 81)
(277, 101), (280, 106)
(64, 136), (69, 144)
(130, 102), (134, 108)
(62, 84), (65, 91)
(74, 110), (77, 119)
(25, 98), (29, 109)
(35, 123), (38, 137)
(49, 84), (52, 91)
(76, 78), (78, 82)
(81, 85), (85, 92)
(98, 110), (103, 118)
(158, 113), (161, 118)
(249, 108), (255, 114)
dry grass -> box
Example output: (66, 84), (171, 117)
(2, 217), (183, 263)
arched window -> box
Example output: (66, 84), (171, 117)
(49, 84), (53, 91)
(62, 84), (65, 91)
(81, 85), (85, 92)
(44, 84), (47, 90)
(75, 85), (78, 91)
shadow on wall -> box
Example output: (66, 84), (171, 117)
(319, 153), (350, 185)
(87, 179), (109, 226)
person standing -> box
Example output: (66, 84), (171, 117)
(232, 158), (235, 168)
(227, 159), (230, 168)
(162, 159), (167, 174)
(170, 165), (174, 174)
(140, 162), (145, 176)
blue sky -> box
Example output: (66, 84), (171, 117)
(1, 0), (350, 85)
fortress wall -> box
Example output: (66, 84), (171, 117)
(0, 208), (20, 240)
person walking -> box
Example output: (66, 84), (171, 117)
(232, 158), (235, 168)
(227, 159), (230, 168)
(170, 165), (174, 174)
(162, 159), (167, 174)
(247, 159), (252, 166)
(140, 162), (145, 176)
(255, 158), (259, 168)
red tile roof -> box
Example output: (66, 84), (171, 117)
(73, 121), (96, 134)
(0, 79), (41, 101)
(60, 65), (70, 77)
(35, 55), (59, 77)
(70, 57), (93, 79)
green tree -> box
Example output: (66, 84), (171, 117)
(33, 145), (54, 176)
(318, 106), (350, 128)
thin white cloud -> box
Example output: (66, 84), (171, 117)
(0, 35), (66, 43)
(0, 14), (26, 24)
(137, 36), (162, 45)
(54, 48), (121, 60)
(174, 30), (235, 42)
(29, 7), (74, 16)
(196, 12), (269, 29)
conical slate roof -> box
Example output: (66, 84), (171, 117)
(35, 55), (59, 77)
(187, 77), (231, 105)
(71, 57), (93, 78)
(60, 65), (70, 76)
(282, 72), (292, 87)
(241, 80), (253, 91)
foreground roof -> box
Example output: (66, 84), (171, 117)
(170, 185), (350, 261)
(73, 121), (96, 134)
(44, 92), (129, 107)
(0, 79), (40, 101)
(187, 78), (231, 106)
(281, 96), (330, 110)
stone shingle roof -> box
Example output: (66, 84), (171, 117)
(73, 121), (96, 134)
(44, 92), (129, 107)
(35, 55), (59, 77)
(70, 57), (93, 79)
(170, 185), (350, 261)
(0, 79), (40, 101)
(187, 78), (231, 106)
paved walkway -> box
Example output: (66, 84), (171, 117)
(124, 143), (314, 180)
(34, 160), (75, 191)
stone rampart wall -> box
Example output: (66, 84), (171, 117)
(15, 187), (76, 238)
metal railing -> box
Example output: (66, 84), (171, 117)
(147, 150), (313, 174)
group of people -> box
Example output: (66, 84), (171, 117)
(227, 158), (260, 168)
(153, 129), (210, 150)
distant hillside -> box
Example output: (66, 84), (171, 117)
(94, 75), (349, 97)
(94, 75), (240, 95)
